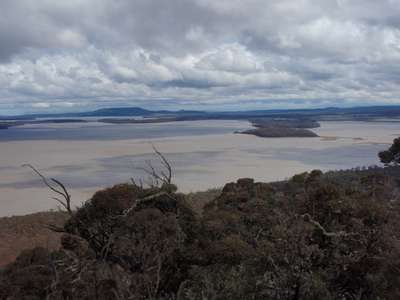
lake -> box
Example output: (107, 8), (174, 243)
(0, 120), (398, 216)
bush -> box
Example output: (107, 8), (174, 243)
(1, 166), (400, 299)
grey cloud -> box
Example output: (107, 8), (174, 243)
(0, 0), (399, 113)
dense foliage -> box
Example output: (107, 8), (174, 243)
(379, 137), (400, 166)
(2, 140), (400, 299)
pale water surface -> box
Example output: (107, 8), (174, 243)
(0, 120), (398, 216)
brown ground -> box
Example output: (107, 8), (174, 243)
(0, 211), (69, 266)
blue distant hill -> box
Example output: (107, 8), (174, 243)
(2, 105), (400, 120)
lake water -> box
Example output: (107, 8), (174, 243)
(0, 120), (398, 216)
(0, 120), (250, 141)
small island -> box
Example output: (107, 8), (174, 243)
(238, 127), (319, 138)
(250, 118), (320, 129)
(236, 118), (320, 138)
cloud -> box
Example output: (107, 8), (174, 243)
(32, 102), (50, 108)
(0, 0), (399, 113)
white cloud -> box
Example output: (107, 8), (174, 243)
(32, 102), (50, 108)
(57, 29), (87, 48)
(0, 0), (399, 113)
(196, 44), (261, 73)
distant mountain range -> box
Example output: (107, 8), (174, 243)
(0, 107), (207, 120)
(2, 105), (400, 121)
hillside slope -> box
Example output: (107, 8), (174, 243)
(0, 211), (68, 266)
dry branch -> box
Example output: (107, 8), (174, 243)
(134, 144), (173, 187)
(22, 164), (73, 216)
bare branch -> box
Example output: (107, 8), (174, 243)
(23, 164), (73, 216)
(301, 213), (358, 238)
(51, 178), (71, 201)
(151, 143), (172, 184)
(51, 197), (70, 212)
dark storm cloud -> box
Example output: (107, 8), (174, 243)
(0, 0), (399, 113)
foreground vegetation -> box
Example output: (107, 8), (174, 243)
(1, 145), (400, 299)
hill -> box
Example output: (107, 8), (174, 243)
(3, 105), (400, 121)
(79, 107), (154, 117)
(0, 211), (69, 267)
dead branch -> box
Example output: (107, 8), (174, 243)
(301, 213), (358, 238)
(134, 144), (173, 188)
(23, 164), (73, 216)
(151, 143), (172, 184)
(122, 190), (176, 217)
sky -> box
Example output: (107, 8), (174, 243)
(0, 0), (400, 114)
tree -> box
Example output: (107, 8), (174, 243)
(379, 137), (400, 165)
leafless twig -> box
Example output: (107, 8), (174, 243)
(22, 164), (73, 216)
(301, 213), (358, 238)
(134, 144), (173, 187)
(151, 144), (172, 184)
